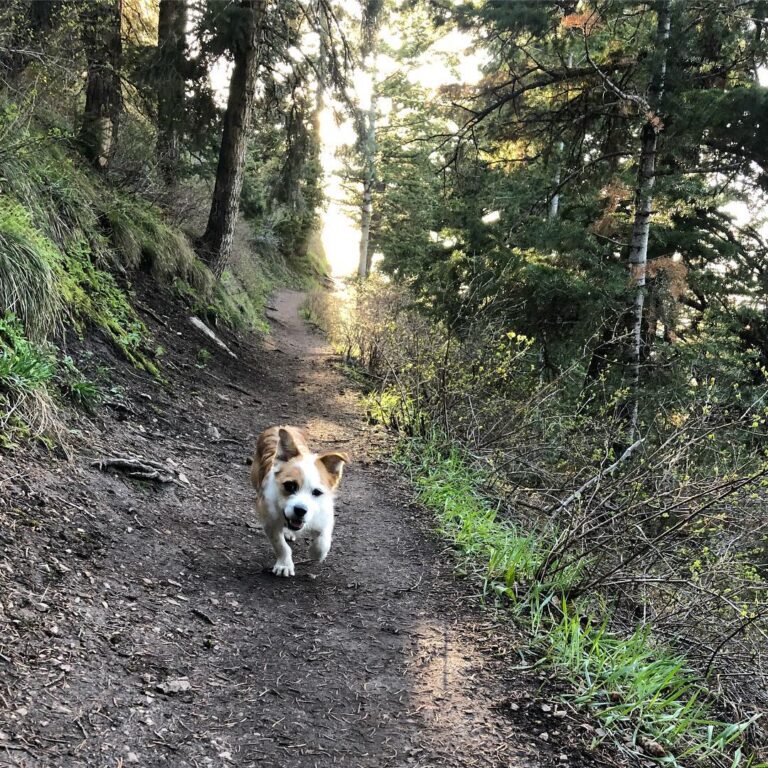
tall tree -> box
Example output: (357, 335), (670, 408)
(199, 0), (265, 277)
(79, 0), (123, 171)
(156, 0), (187, 186)
(625, 0), (672, 439)
(357, 0), (383, 279)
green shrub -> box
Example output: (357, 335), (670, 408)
(0, 314), (55, 394)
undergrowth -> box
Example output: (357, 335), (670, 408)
(311, 280), (767, 766)
(392, 430), (763, 768)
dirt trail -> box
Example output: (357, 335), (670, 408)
(0, 289), (608, 768)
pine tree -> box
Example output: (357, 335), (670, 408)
(199, 0), (265, 278)
(79, 0), (123, 171)
(156, 0), (188, 186)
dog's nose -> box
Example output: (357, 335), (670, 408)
(293, 504), (308, 518)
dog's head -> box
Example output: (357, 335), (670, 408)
(274, 427), (349, 532)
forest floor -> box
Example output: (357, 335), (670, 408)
(0, 287), (626, 768)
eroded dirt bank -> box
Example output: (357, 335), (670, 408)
(0, 288), (616, 768)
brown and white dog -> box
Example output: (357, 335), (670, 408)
(252, 426), (349, 577)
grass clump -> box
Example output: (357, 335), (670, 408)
(0, 313), (57, 444)
(102, 196), (213, 293)
(0, 199), (62, 339)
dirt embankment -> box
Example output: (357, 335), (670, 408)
(0, 287), (618, 767)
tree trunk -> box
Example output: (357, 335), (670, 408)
(548, 51), (572, 221)
(357, 1), (382, 280)
(357, 82), (377, 278)
(626, 0), (671, 440)
(79, 0), (123, 172)
(156, 0), (187, 186)
(199, 0), (264, 278)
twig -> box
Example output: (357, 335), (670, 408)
(552, 438), (645, 513)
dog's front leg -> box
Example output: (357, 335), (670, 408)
(266, 523), (295, 577)
(309, 529), (332, 563)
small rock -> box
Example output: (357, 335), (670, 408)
(126, 752), (140, 764)
(559, 754), (568, 762)
(539, 732), (549, 742)
(540, 703), (552, 713)
(156, 677), (191, 694)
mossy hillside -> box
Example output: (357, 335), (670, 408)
(0, 113), (214, 375)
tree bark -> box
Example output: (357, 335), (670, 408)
(357, 1), (382, 280)
(199, 0), (264, 278)
(79, 0), (123, 172)
(548, 51), (573, 221)
(156, 0), (187, 186)
(626, 0), (671, 440)
(357, 84), (377, 278)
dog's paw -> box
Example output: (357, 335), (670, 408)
(272, 561), (295, 577)
(283, 530), (297, 542)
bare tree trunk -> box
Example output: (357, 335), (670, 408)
(548, 52), (572, 221)
(199, 0), (264, 278)
(627, 0), (671, 440)
(156, 0), (187, 186)
(356, 0), (382, 280)
(79, 0), (123, 172)
(357, 82), (376, 279)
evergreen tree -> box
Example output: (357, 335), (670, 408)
(199, 0), (265, 277)
(156, 0), (188, 186)
(79, 0), (123, 171)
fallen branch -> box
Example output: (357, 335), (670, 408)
(189, 316), (237, 359)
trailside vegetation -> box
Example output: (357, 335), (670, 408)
(313, 0), (768, 764)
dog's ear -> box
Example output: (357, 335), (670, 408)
(317, 452), (350, 487)
(277, 428), (302, 461)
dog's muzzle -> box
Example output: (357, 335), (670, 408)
(284, 513), (304, 531)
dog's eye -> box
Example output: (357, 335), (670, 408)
(311, 488), (324, 497)
(283, 481), (298, 494)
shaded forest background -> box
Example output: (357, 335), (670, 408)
(1, 1), (768, 766)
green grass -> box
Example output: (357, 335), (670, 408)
(0, 314), (55, 394)
(0, 313), (58, 444)
(0, 199), (63, 339)
(392, 428), (762, 767)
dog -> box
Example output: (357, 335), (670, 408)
(252, 425), (349, 577)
